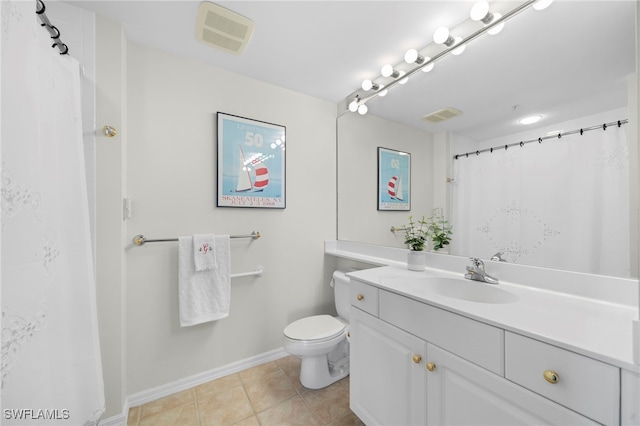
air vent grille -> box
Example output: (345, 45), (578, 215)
(423, 107), (463, 123)
(196, 2), (254, 55)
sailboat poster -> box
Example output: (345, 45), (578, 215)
(378, 147), (411, 211)
(217, 113), (286, 208)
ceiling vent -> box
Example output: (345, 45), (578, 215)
(422, 107), (463, 123)
(195, 2), (255, 55)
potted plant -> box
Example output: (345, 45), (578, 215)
(403, 215), (429, 270)
(427, 209), (453, 252)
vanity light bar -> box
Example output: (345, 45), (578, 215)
(453, 119), (628, 159)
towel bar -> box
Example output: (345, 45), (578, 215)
(231, 266), (264, 279)
(133, 231), (260, 246)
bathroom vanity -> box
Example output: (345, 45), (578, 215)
(345, 265), (639, 425)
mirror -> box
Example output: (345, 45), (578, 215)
(337, 1), (637, 278)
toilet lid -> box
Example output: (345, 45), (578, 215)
(284, 315), (345, 341)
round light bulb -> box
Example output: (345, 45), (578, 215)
(533, 0), (553, 10)
(361, 79), (374, 91)
(487, 13), (504, 35)
(348, 100), (358, 112)
(470, 1), (490, 21)
(422, 57), (434, 72)
(357, 104), (368, 115)
(398, 71), (408, 85)
(381, 64), (394, 77)
(404, 49), (419, 64)
(452, 37), (466, 55)
(433, 27), (450, 44)
(378, 86), (388, 97)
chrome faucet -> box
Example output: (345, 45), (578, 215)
(465, 258), (499, 284)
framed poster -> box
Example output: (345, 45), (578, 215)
(217, 112), (286, 208)
(378, 147), (410, 211)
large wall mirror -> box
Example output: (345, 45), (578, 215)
(337, 1), (637, 279)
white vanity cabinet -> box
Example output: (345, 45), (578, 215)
(349, 277), (624, 426)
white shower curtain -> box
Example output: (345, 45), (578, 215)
(1, 1), (105, 424)
(452, 121), (629, 277)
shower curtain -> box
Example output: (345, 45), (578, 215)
(1, 1), (105, 424)
(451, 122), (629, 277)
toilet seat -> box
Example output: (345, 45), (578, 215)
(283, 315), (345, 342)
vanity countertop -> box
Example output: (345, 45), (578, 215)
(348, 265), (639, 372)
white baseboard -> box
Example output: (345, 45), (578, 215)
(99, 347), (288, 425)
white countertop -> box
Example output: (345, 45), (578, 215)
(348, 265), (639, 373)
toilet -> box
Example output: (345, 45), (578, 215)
(283, 270), (352, 389)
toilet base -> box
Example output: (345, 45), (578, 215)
(299, 353), (349, 389)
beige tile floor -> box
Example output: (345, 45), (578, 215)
(127, 355), (364, 426)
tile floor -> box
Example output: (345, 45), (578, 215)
(127, 355), (364, 426)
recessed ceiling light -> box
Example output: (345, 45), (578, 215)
(519, 115), (542, 125)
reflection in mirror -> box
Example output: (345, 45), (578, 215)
(336, 1), (637, 278)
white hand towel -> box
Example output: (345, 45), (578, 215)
(193, 234), (216, 271)
(178, 235), (231, 326)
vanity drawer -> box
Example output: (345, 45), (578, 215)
(379, 290), (504, 375)
(505, 332), (619, 425)
(350, 279), (379, 316)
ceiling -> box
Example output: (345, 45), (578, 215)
(66, 0), (636, 140)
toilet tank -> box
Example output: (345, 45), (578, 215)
(332, 270), (352, 322)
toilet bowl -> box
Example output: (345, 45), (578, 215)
(282, 270), (352, 389)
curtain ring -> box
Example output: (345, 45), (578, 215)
(476, 150), (480, 156)
(36, 0), (45, 14)
(58, 43), (69, 55)
(603, 123), (607, 131)
(538, 138), (542, 143)
(618, 120), (622, 127)
(490, 147), (494, 153)
(466, 153), (469, 158)
(504, 145), (508, 150)
(454, 155), (459, 160)
(519, 141), (524, 147)
(557, 133), (561, 139)
(580, 129), (583, 135)
(49, 25), (60, 39)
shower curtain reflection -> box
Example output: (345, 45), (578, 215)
(451, 112), (630, 277)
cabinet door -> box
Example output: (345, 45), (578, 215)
(350, 308), (427, 426)
(426, 344), (599, 426)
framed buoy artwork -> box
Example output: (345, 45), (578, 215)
(377, 147), (411, 211)
(217, 112), (286, 209)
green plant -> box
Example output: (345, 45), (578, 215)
(403, 215), (429, 251)
(427, 210), (453, 251)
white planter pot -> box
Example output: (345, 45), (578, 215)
(407, 250), (426, 271)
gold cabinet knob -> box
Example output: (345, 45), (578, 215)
(426, 362), (436, 372)
(356, 294), (364, 301)
(543, 370), (559, 384)
(412, 354), (422, 364)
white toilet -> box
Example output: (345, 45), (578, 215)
(283, 270), (351, 389)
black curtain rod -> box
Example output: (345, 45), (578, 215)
(35, 0), (69, 55)
(453, 119), (629, 160)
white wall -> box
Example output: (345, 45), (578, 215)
(337, 113), (435, 248)
(122, 43), (339, 394)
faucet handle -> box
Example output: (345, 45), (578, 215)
(469, 257), (484, 269)
(491, 252), (506, 262)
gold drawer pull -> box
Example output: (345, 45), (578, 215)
(412, 354), (422, 364)
(356, 294), (364, 301)
(543, 370), (559, 384)
(426, 362), (436, 372)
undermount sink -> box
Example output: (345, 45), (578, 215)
(422, 277), (518, 304)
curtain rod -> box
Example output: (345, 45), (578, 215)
(36, 0), (69, 55)
(453, 119), (629, 160)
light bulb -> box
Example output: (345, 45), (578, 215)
(422, 57), (434, 72)
(433, 27), (451, 45)
(381, 64), (395, 78)
(404, 49), (419, 64)
(398, 71), (408, 85)
(358, 104), (368, 115)
(470, 1), (490, 21)
(378, 85), (388, 97)
(533, 0), (553, 10)
(452, 37), (466, 55)
(348, 99), (359, 112)
(361, 79), (374, 91)
(487, 13), (504, 35)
